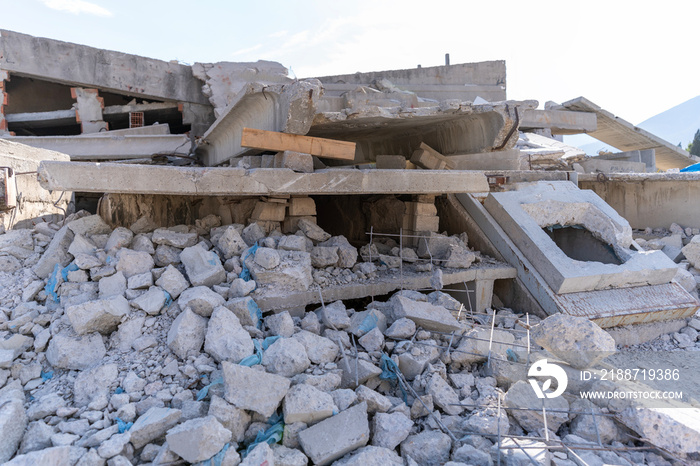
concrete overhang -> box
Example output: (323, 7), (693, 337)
(562, 96), (699, 170)
(3, 134), (190, 160)
(519, 109), (597, 135)
(37, 161), (490, 196)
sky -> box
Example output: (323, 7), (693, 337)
(1, 0), (698, 125)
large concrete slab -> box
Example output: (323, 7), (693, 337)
(38, 161), (490, 195)
(4, 134), (189, 160)
(562, 96), (699, 170)
(484, 181), (678, 294)
(0, 29), (208, 105)
(520, 108), (597, 135)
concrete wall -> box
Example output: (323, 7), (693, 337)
(315, 61), (506, 102)
(578, 173), (700, 229)
(0, 139), (71, 229)
(0, 29), (209, 105)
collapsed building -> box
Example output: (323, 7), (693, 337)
(1, 29), (700, 466)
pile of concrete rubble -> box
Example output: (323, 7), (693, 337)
(1, 211), (698, 466)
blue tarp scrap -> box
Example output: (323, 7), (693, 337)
(163, 290), (173, 308)
(196, 377), (223, 401)
(247, 299), (262, 329)
(357, 312), (379, 335)
(239, 244), (259, 282)
(197, 443), (230, 466)
(116, 417), (133, 433)
(380, 354), (407, 403)
(681, 162), (700, 172)
(61, 262), (79, 281)
(45, 263), (61, 303)
(239, 336), (281, 367)
(242, 412), (284, 458)
(40, 370), (53, 381)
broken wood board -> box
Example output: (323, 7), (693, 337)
(252, 262), (516, 312)
(241, 127), (356, 161)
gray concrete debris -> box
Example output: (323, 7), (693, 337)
(167, 308), (207, 359)
(73, 363), (118, 408)
(178, 285), (226, 317)
(222, 361), (291, 417)
(204, 306), (254, 363)
(371, 412), (413, 449)
(115, 248), (155, 278)
(316, 300), (350, 330)
(46, 332), (107, 370)
(283, 383), (336, 425)
(130, 286), (167, 316)
(384, 317), (416, 339)
(493, 438), (550, 466)
(298, 401), (370, 465)
(3, 446), (71, 466)
(292, 330), (339, 365)
(401, 430), (452, 466)
(532, 314), (616, 369)
(426, 373), (464, 415)
(208, 395), (250, 443)
(165, 415), (231, 463)
(65, 295), (129, 334)
(180, 244), (226, 287)
(334, 445), (403, 465)
(129, 407), (182, 449)
(504, 380), (570, 433)
(451, 327), (515, 366)
(0, 398), (27, 463)
(155, 264), (189, 298)
(297, 218), (331, 242)
(262, 337), (311, 377)
(265, 311), (295, 337)
(152, 227), (198, 249)
(391, 295), (461, 332)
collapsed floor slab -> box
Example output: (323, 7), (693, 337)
(562, 96), (699, 170)
(37, 162), (490, 195)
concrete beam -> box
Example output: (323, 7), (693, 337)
(3, 134), (189, 160)
(37, 161), (490, 195)
(254, 263), (516, 312)
(562, 96), (698, 170)
(0, 29), (209, 105)
(315, 61), (507, 102)
(519, 109), (597, 135)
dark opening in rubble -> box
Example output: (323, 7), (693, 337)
(544, 224), (622, 265)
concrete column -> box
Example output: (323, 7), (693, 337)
(474, 278), (495, 312)
(71, 88), (108, 133)
(0, 70), (9, 135)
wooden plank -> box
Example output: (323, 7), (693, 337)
(241, 127), (356, 161)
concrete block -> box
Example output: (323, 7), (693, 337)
(375, 155), (407, 169)
(410, 143), (455, 170)
(152, 227), (198, 249)
(275, 150), (314, 173)
(579, 158), (646, 174)
(403, 214), (440, 232)
(261, 337), (310, 377)
(288, 197), (317, 217)
(504, 380), (569, 433)
(46, 332), (107, 370)
(448, 148), (521, 170)
(66, 295), (129, 335)
(250, 201), (286, 221)
(154, 264), (189, 298)
(404, 201), (437, 217)
(391, 296), (460, 332)
(222, 362), (291, 417)
(283, 216), (316, 234)
(180, 244), (226, 288)
(33, 224), (73, 279)
(167, 308), (207, 359)
(283, 383), (336, 425)
(178, 286), (226, 317)
(205, 307), (254, 363)
(298, 402), (369, 465)
(165, 416), (231, 464)
(400, 430), (452, 466)
(129, 407), (182, 450)
(131, 286), (168, 316)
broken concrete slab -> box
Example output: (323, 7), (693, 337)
(180, 244), (226, 288)
(38, 161), (490, 195)
(221, 361), (290, 418)
(283, 383), (336, 425)
(128, 407), (182, 450)
(298, 401), (369, 465)
(484, 181), (678, 294)
(65, 295), (129, 334)
(391, 296), (460, 332)
(45, 332), (106, 370)
(164, 415), (231, 463)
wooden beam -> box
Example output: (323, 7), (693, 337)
(241, 127), (356, 161)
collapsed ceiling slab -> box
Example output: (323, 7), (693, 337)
(562, 96), (699, 170)
(0, 29), (208, 105)
(37, 161), (490, 196)
(519, 108), (597, 135)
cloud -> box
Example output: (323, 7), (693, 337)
(231, 43), (263, 57)
(268, 30), (288, 39)
(40, 0), (112, 17)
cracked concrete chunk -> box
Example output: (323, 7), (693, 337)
(204, 306), (254, 363)
(391, 296), (461, 332)
(180, 244), (226, 287)
(298, 402), (369, 466)
(129, 407), (182, 450)
(167, 308), (207, 360)
(222, 361), (290, 418)
(400, 430), (451, 466)
(46, 332), (107, 370)
(283, 383), (336, 425)
(532, 314), (616, 369)
(504, 380), (569, 433)
(371, 412), (413, 450)
(152, 227), (198, 249)
(178, 286), (226, 317)
(262, 337), (311, 377)
(165, 415), (231, 463)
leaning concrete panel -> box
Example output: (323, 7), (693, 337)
(484, 181), (678, 294)
(562, 96), (698, 170)
(38, 161), (490, 196)
(519, 109), (597, 135)
(197, 80), (322, 166)
(3, 134), (190, 160)
(0, 29), (209, 105)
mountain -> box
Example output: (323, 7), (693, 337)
(563, 95), (700, 155)
(637, 95), (700, 149)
